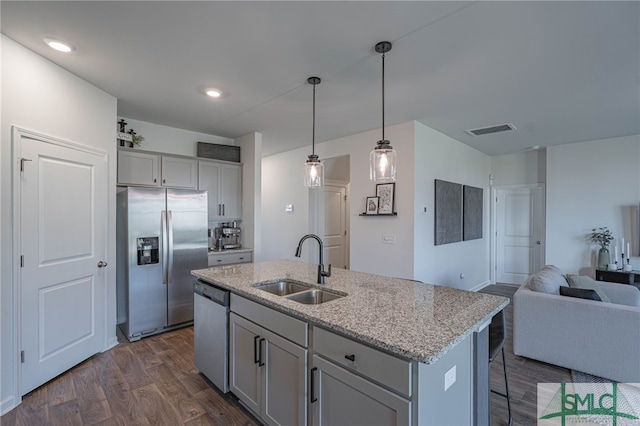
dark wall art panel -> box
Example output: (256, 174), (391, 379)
(463, 185), (483, 241)
(434, 179), (462, 245)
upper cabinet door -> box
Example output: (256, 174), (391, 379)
(198, 161), (242, 221)
(198, 161), (222, 221)
(220, 164), (242, 219)
(161, 156), (197, 189)
(117, 150), (160, 186)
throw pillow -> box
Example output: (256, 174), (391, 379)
(565, 274), (611, 303)
(560, 286), (602, 301)
(528, 268), (568, 294)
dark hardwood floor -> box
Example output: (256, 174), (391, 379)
(2, 284), (571, 426)
(1, 327), (260, 426)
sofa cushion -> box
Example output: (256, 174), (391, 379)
(528, 266), (568, 294)
(560, 286), (602, 301)
(565, 274), (611, 303)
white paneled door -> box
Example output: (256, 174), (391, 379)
(321, 185), (347, 270)
(17, 130), (107, 396)
(495, 186), (544, 285)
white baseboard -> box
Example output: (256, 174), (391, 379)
(1, 395), (18, 416)
(470, 280), (492, 292)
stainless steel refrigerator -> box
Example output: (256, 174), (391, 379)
(117, 187), (208, 342)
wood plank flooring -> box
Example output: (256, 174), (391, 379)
(2, 284), (572, 426)
(1, 327), (259, 426)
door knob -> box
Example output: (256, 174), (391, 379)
(536, 241), (541, 245)
(97, 261), (108, 268)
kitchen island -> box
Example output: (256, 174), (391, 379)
(192, 259), (508, 426)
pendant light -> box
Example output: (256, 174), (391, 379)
(370, 41), (397, 182)
(304, 76), (324, 188)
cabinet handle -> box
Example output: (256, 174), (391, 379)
(163, 179), (166, 184)
(310, 367), (318, 403)
(254, 335), (260, 364)
(258, 338), (266, 366)
(218, 204), (222, 216)
(153, 178), (157, 183)
(222, 204), (225, 216)
(217, 259), (222, 263)
(344, 354), (355, 362)
(239, 257), (244, 260)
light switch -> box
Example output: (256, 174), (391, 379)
(382, 234), (396, 245)
(285, 204), (294, 212)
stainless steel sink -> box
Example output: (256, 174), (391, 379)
(253, 280), (312, 296)
(285, 289), (344, 305)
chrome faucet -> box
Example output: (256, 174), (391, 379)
(295, 234), (332, 284)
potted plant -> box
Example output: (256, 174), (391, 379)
(590, 227), (614, 269)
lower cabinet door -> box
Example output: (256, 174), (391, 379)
(229, 313), (262, 414)
(311, 355), (411, 426)
(262, 329), (308, 426)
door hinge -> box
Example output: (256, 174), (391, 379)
(20, 255), (24, 267)
(344, 230), (347, 236)
(20, 158), (32, 172)
(344, 195), (347, 201)
(20, 350), (25, 363)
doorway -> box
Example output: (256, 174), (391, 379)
(13, 128), (108, 396)
(492, 184), (545, 285)
(309, 155), (350, 270)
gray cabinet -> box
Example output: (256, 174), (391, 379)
(311, 327), (412, 426)
(311, 355), (411, 426)
(230, 296), (308, 426)
(160, 155), (197, 189)
(208, 250), (252, 266)
(117, 150), (160, 186)
(117, 150), (197, 189)
(198, 160), (242, 220)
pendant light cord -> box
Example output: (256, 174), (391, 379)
(312, 81), (316, 156)
(381, 51), (385, 143)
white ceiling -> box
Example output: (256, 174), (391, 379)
(2, 1), (638, 157)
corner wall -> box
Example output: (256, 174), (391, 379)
(546, 135), (640, 274)
(235, 132), (262, 260)
(413, 123), (492, 290)
(1, 35), (117, 413)
(261, 122), (416, 279)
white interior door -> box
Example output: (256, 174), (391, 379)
(17, 130), (107, 395)
(495, 186), (544, 284)
(321, 185), (347, 269)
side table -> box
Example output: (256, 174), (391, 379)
(595, 269), (640, 286)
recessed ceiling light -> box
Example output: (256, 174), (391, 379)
(43, 37), (75, 53)
(206, 89), (222, 98)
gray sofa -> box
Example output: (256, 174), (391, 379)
(513, 266), (640, 383)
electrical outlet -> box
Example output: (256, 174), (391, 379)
(421, 205), (427, 213)
(285, 204), (294, 212)
(444, 365), (456, 391)
(382, 234), (396, 245)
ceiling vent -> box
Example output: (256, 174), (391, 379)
(465, 123), (516, 137)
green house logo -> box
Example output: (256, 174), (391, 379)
(539, 382), (640, 425)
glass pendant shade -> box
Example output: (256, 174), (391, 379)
(304, 155), (324, 187)
(370, 143), (396, 182)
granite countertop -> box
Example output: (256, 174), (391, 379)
(191, 259), (509, 364)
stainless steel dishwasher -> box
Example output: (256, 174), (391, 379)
(193, 280), (230, 393)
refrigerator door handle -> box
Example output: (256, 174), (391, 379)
(167, 210), (174, 284)
(161, 210), (168, 284)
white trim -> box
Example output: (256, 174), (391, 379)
(469, 280), (492, 292)
(1, 395), (17, 416)
(11, 126), (109, 401)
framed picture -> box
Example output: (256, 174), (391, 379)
(376, 183), (395, 214)
(365, 196), (380, 214)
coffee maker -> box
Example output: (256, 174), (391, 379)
(214, 222), (242, 250)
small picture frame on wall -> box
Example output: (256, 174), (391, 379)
(365, 196), (380, 214)
(376, 183), (395, 214)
